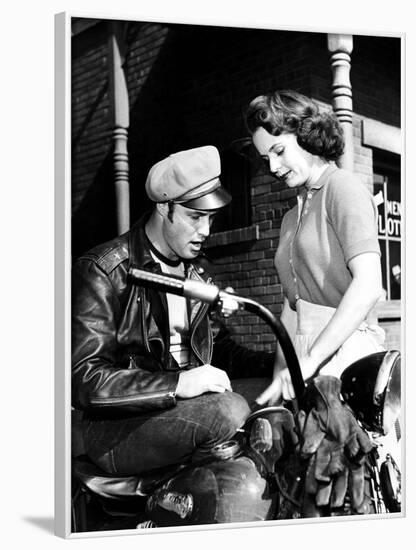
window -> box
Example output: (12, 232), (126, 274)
(373, 152), (401, 300)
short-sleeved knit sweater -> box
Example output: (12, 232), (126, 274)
(275, 164), (380, 309)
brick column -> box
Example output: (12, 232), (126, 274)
(327, 34), (354, 171)
(108, 21), (130, 233)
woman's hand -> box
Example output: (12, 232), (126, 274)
(299, 353), (324, 382)
(254, 368), (292, 405)
(255, 354), (323, 405)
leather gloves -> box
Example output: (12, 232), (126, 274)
(298, 375), (374, 514)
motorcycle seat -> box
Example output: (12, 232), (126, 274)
(71, 405), (292, 502)
(73, 455), (185, 500)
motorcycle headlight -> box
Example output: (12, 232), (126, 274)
(340, 350), (401, 435)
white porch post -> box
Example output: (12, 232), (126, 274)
(108, 21), (130, 234)
(327, 34), (354, 171)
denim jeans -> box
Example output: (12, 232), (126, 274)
(82, 377), (269, 476)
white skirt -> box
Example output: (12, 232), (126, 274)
(293, 298), (386, 379)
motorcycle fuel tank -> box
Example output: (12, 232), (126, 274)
(145, 441), (277, 527)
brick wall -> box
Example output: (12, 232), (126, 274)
(71, 19), (401, 353)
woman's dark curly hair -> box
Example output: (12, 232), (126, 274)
(245, 90), (344, 161)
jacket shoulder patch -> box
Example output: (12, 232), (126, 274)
(96, 245), (129, 273)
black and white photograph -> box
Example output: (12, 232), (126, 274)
(64, 13), (403, 537)
(5, 2), (415, 549)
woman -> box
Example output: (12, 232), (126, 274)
(245, 90), (385, 404)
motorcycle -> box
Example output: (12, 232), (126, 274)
(71, 269), (402, 532)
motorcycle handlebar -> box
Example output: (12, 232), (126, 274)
(128, 268), (221, 303)
(128, 267), (306, 406)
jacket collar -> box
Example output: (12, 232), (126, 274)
(128, 212), (160, 271)
(128, 211), (208, 274)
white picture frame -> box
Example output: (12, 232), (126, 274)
(52, 4), (409, 546)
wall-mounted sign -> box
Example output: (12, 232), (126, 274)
(374, 177), (401, 300)
(374, 189), (401, 239)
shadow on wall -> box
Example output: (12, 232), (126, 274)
(72, 21), (314, 258)
(72, 153), (117, 261)
(125, 24), (317, 229)
(72, 21), (174, 259)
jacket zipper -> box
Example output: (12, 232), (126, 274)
(140, 286), (167, 370)
(189, 269), (213, 364)
(140, 287), (152, 356)
(90, 391), (176, 406)
(190, 303), (211, 364)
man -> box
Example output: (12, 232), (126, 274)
(72, 145), (273, 476)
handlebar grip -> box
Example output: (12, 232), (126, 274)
(128, 268), (220, 304)
(183, 280), (220, 304)
(128, 268), (185, 295)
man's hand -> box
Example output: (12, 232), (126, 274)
(219, 287), (240, 318)
(176, 364), (232, 399)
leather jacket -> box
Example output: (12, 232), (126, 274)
(72, 215), (273, 415)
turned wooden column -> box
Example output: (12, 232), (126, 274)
(327, 34), (354, 171)
(108, 21), (130, 234)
